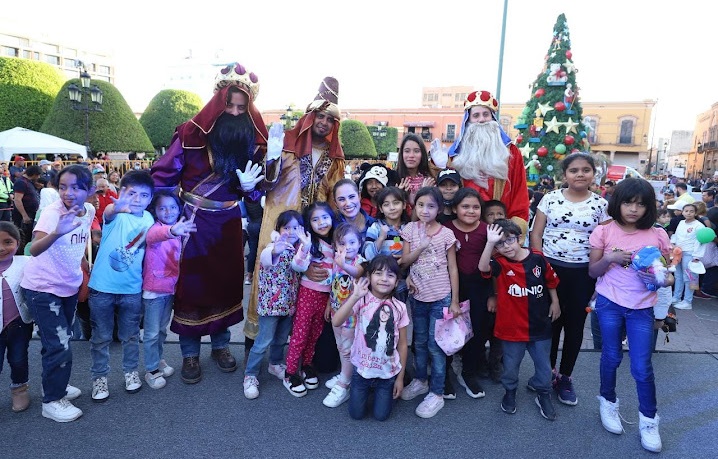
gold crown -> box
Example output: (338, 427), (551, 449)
(464, 90), (499, 112)
(214, 62), (260, 100)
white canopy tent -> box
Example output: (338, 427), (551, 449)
(0, 127), (88, 160)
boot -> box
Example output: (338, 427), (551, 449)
(11, 384), (30, 412)
(181, 356), (202, 384)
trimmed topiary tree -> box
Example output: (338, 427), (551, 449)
(0, 57), (65, 132)
(339, 120), (377, 160)
(41, 79), (154, 154)
(367, 125), (399, 157)
(140, 89), (203, 150)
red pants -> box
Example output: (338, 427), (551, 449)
(285, 286), (329, 375)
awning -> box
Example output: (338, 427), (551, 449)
(403, 121), (435, 128)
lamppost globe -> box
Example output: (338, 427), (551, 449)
(67, 61), (103, 155)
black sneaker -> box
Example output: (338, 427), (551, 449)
(501, 389), (517, 414)
(283, 373), (307, 397)
(444, 370), (456, 400)
(535, 392), (557, 420)
(181, 356), (202, 384)
(302, 365), (319, 390)
(458, 372), (486, 398)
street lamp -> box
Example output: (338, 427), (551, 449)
(644, 134), (654, 176)
(279, 105), (299, 130)
(68, 60), (103, 155)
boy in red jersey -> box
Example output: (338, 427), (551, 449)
(479, 219), (560, 420)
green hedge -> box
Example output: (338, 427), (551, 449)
(140, 89), (203, 149)
(339, 120), (377, 159)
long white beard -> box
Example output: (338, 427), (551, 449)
(452, 121), (509, 188)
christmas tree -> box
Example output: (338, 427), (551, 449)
(514, 13), (590, 185)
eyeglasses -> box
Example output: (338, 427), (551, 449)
(495, 236), (518, 248)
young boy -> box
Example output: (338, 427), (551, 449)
(436, 169), (462, 224)
(479, 219), (561, 420)
(88, 170), (155, 401)
(483, 200), (507, 224)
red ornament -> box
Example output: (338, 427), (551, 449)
(554, 102), (566, 111)
(534, 88), (545, 98)
(529, 125), (537, 136)
(564, 136), (575, 145)
(566, 50), (572, 60)
(537, 146), (549, 157)
(516, 134), (524, 143)
(572, 148), (581, 153)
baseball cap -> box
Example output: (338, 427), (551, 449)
(437, 169), (461, 185)
(39, 159), (52, 166)
(667, 201), (686, 210)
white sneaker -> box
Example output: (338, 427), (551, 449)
(42, 399), (83, 422)
(324, 374), (341, 389)
(598, 396), (624, 434)
(92, 376), (109, 402)
(639, 413), (662, 453)
(145, 371), (167, 389)
(401, 379), (429, 401)
(415, 392), (445, 419)
(124, 371), (142, 393)
(268, 363), (286, 380)
(322, 384), (350, 408)
(42, 385), (82, 401)
(159, 359), (174, 378)
(673, 301), (693, 310)
(243, 376), (259, 399)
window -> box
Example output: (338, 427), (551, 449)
(619, 119), (634, 144)
(64, 48), (77, 58)
(45, 55), (60, 65)
(22, 50), (32, 59)
(3, 46), (18, 57)
(499, 116), (511, 133)
(421, 127), (431, 141)
(98, 65), (110, 74)
(584, 117), (597, 144)
(446, 124), (456, 141)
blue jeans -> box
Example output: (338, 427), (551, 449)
(411, 294), (449, 395)
(0, 317), (32, 386)
(672, 252), (695, 304)
(89, 290), (142, 379)
(244, 315), (292, 377)
(179, 329), (231, 358)
(348, 368), (396, 421)
(23, 288), (79, 402)
(501, 338), (552, 392)
(142, 294), (173, 372)
(595, 294), (657, 418)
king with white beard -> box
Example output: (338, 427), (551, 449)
(445, 90), (529, 236)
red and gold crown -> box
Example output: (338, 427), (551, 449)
(214, 62), (260, 101)
(464, 90), (499, 112)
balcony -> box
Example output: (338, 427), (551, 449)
(441, 136), (455, 143)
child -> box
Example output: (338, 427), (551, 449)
(655, 209), (671, 229)
(358, 164), (391, 218)
(436, 169), (462, 224)
(396, 133), (436, 216)
(444, 188), (493, 398)
(332, 255), (409, 421)
(588, 178), (671, 453)
(483, 199), (507, 224)
(88, 170), (155, 401)
(479, 219), (561, 421)
(670, 202), (704, 310)
(283, 202), (335, 397)
(243, 210), (303, 399)
(142, 191), (197, 389)
(0, 223), (30, 412)
(20, 165), (95, 422)
(322, 223), (366, 407)
(400, 186), (459, 419)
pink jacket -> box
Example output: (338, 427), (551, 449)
(142, 222), (181, 295)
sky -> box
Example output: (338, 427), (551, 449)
(6, 0), (716, 144)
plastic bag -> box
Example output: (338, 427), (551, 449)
(434, 300), (473, 356)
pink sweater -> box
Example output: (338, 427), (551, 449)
(142, 222), (181, 295)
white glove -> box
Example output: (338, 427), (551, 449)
(236, 160), (265, 192)
(266, 122), (284, 162)
(430, 138), (448, 169)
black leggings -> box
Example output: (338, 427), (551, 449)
(549, 262), (596, 377)
(458, 273), (499, 375)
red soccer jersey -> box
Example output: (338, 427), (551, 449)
(482, 248), (559, 342)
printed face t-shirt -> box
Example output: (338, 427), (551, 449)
(350, 292), (409, 380)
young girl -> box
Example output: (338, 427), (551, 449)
(364, 186), (408, 261)
(396, 134), (435, 215)
(358, 164), (391, 218)
(332, 255), (409, 421)
(0, 223), (30, 412)
(400, 186), (460, 419)
(671, 202), (704, 310)
(531, 152), (610, 406)
(243, 210), (303, 400)
(142, 191), (197, 390)
(20, 165), (95, 422)
(283, 202), (335, 397)
(322, 223), (365, 408)
(588, 178), (672, 453)
(444, 188), (493, 397)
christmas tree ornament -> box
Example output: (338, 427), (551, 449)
(555, 144), (567, 154)
(519, 143), (534, 158)
(564, 135), (575, 145)
(545, 116), (561, 134)
(563, 117), (579, 134)
(516, 134), (524, 143)
(534, 88), (545, 98)
(537, 146), (548, 157)
(537, 102), (553, 116)
(580, 130), (587, 138)
(547, 165), (554, 172)
(563, 60), (577, 74)
(554, 101), (566, 111)
(566, 50), (573, 60)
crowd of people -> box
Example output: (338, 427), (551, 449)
(5, 64), (709, 455)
